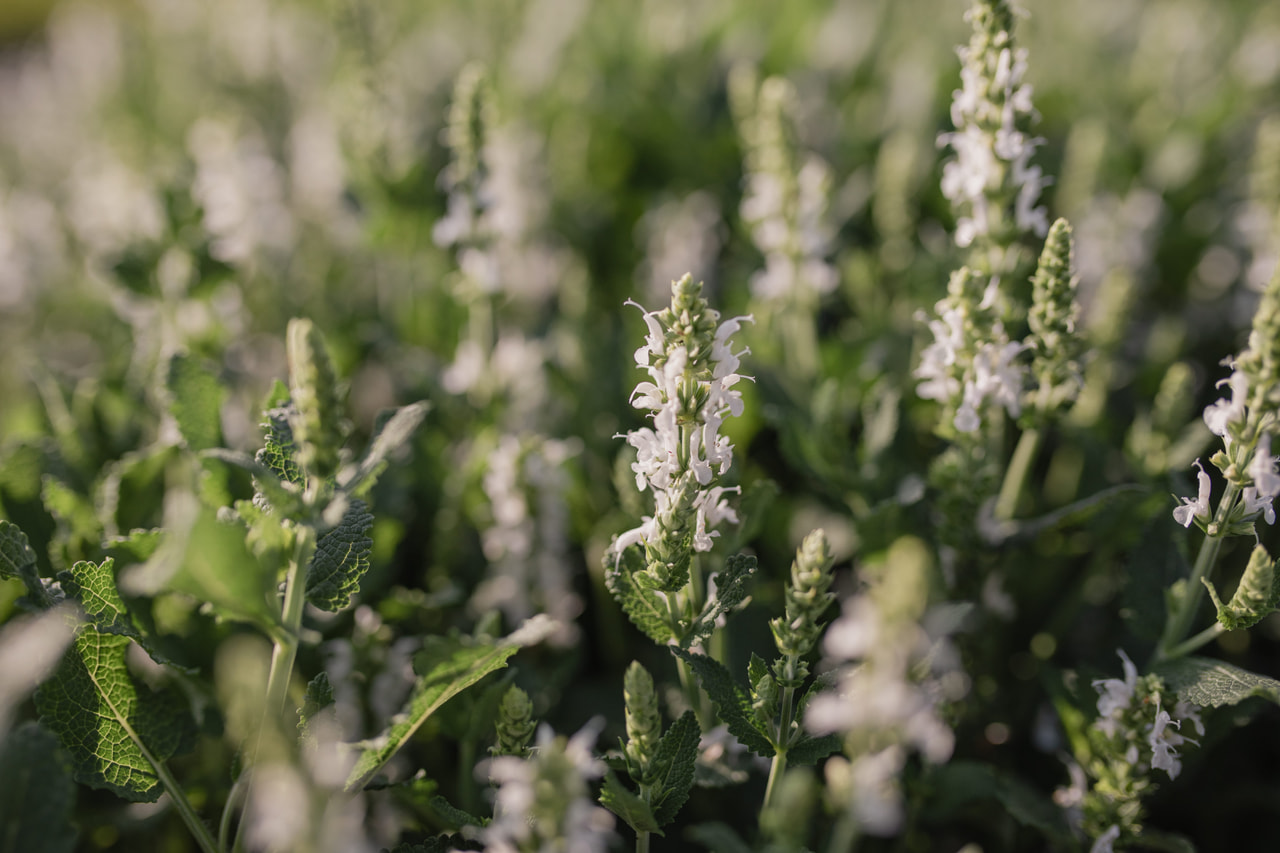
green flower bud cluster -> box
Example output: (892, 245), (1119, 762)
(286, 318), (346, 484)
(1237, 262), (1280, 429)
(770, 529), (836, 685)
(622, 661), (662, 778)
(1025, 218), (1083, 420)
(1201, 544), (1280, 631)
(491, 685), (537, 757)
(440, 62), (492, 203)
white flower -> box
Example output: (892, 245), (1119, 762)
(1203, 369), (1248, 437)
(1249, 433), (1280, 497)
(1090, 825), (1121, 853)
(1091, 649), (1138, 738)
(1172, 460), (1212, 528)
(1147, 702), (1184, 779)
(1242, 487), (1276, 525)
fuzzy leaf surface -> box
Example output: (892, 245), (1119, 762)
(606, 546), (673, 645)
(786, 733), (842, 766)
(649, 710), (699, 826)
(340, 401), (429, 495)
(167, 353), (225, 452)
(306, 499), (374, 611)
(600, 771), (663, 835)
(685, 553), (756, 648)
(345, 638), (521, 791)
(671, 648), (774, 756)
(0, 722), (79, 853)
(0, 519), (51, 607)
(1155, 656), (1280, 708)
(428, 794), (488, 830)
(55, 558), (184, 669)
(35, 629), (195, 802)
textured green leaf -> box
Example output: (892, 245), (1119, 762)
(649, 710), (699, 826)
(35, 629), (196, 802)
(340, 401), (429, 496)
(0, 519), (52, 608)
(786, 733), (841, 767)
(286, 318), (344, 479)
(299, 672), (335, 741)
(1155, 656), (1280, 707)
(257, 406), (304, 488)
(346, 638), (522, 791)
(167, 353), (226, 452)
(600, 771), (663, 835)
(686, 553), (757, 648)
(41, 476), (100, 568)
(671, 648), (774, 757)
(0, 722), (78, 853)
(54, 558), (187, 670)
(606, 546), (674, 645)
(428, 794), (488, 830)
(104, 529), (165, 565)
(306, 499), (374, 611)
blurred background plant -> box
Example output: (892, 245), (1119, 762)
(2, 0), (1280, 851)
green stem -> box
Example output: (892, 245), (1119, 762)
(1163, 622), (1227, 662)
(1156, 482), (1238, 663)
(232, 528), (317, 852)
(995, 426), (1041, 521)
(764, 674), (798, 812)
(827, 807), (860, 853)
(637, 830), (651, 853)
(219, 774), (248, 853)
(153, 754), (221, 853)
(763, 749), (788, 813)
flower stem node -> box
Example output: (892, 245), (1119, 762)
(1201, 545), (1280, 631)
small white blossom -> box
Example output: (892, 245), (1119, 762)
(1091, 649), (1138, 738)
(1090, 825), (1121, 853)
(1172, 460), (1212, 528)
(1203, 369), (1248, 437)
(1147, 702), (1187, 780)
(1249, 433), (1280, 497)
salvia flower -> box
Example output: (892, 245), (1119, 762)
(1172, 460), (1212, 529)
(612, 274), (752, 588)
(482, 722), (615, 853)
(940, 0), (1048, 268)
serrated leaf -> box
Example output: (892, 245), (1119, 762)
(201, 448), (301, 517)
(0, 722), (79, 853)
(35, 629), (196, 802)
(606, 546), (674, 645)
(747, 653), (769, 695)
(306, 499), (374, 611)
(671, 648), (774, 757)
(928, 761), (1073, 842)
(258, 406), (304, 488)
(346, 635), (525, 791)
(1155, 656), (1280, 707)
(167, 353), (226, 452)
(600, 771), (663, 835)
(0, 519), (53, 608)
(686, 553), (757, 648)
(340, 401), (429, 496)
(428, 794), (488, 830)
(649, 710), (699, 826)
(299, 672), (335, 742)
(55, 558), (185, 670)
(786, 733), (841, 767)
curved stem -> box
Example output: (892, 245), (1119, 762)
(1163, 622), (1227, 662)
(1156, 482), (1238, 663)
(152, 753), (220, 853)
(995, 426), (1041, 521)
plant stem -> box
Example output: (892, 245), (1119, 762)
(637, 830), (651, 853)
(1163, 622), (1227, 661)
(995, 425), (1041, 521)
(1156, 482), (1238, 663)
(764, 676), (797, 812)
(232, 528), (317, 853)
(827, 807), (860, 853)
(150, 750), (220, 853)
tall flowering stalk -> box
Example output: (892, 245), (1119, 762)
(608, 274), (752, 721)
(730, 68), (838, 382)
(940, 0), (1049, 276)
(1158, 261), (1280, 661)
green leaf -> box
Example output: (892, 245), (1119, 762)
(299, 672), (335, 742)
(928, 761), (1073, 842)
(671, 648), (774, 757)
(306, 499), (374, 611)
(56, 558), (187, 670)
(685, 553), (757, 649)
(600, 771), (663, 835)
(1134, 829), (1198, 853)
(346, 635), (526, 791)
(786, 733), (842, 767)
(606, 546), (674, 645)
(340, 401), (430, 496)
(124, 503), (277, 631)
(104, 529), (165, 565)
(1155, 656), (1280, 707)
(0, 519), (53, 608)
(167, 353), (226, 452)
(427, 794), (488, 831)
(35, 629), (196, 802)
(41, 476), (100, 568)
(649, 710), (699, 826)
(0, 722), (79, 853)
(257, 406), (304, 488)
